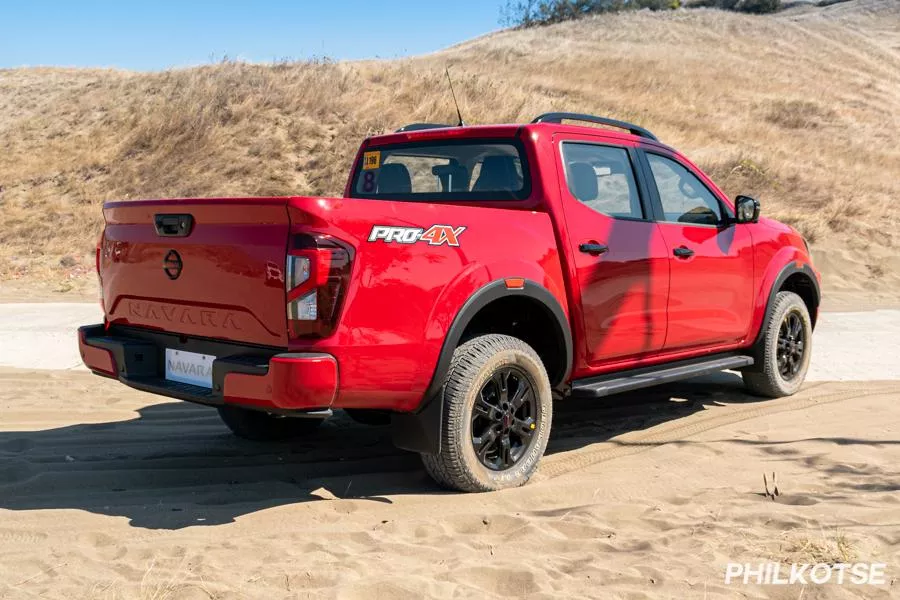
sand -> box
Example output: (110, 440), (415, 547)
(1, 301), (899, 598)
(0, 369), (898, 598)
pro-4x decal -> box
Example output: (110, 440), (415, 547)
(368, 225), (466, 247)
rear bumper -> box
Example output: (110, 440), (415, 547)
(78, 324), (337, 413)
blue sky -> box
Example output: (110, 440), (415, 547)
(0, 1), (507, 71)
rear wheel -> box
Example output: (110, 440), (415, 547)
(217, 405), (323, 441)
(743, 291), (812, 398)
(421, 334), (552, 492)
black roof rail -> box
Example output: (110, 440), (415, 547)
(531, 112), (658, 142)
(395, 123), (455, 133)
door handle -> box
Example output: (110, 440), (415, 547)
(673, 246), (695, 258)
(579, 242), (609, 256)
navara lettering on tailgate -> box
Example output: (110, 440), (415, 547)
(368, 224), (466, 247)
(127, 300), (242, 331)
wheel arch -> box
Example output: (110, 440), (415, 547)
(392, 279), (573, 455)
(778, 271), (820, 328)
(749, 261), (820, 363)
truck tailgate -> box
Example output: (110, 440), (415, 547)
(100, 198), (290, 346)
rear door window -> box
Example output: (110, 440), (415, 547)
(560, 142), (644, 219)
(351, 140), (530, 201)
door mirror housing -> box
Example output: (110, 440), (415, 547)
(734, 195), (760, 224)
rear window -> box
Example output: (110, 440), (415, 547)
(350, 140), (530, 201)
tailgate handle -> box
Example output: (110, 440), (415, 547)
(154, 214), (193, 237)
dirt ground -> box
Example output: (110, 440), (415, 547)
(0, 368), (897, 599)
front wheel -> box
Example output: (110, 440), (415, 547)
(420, 334), (552, 492)
(743, 291), (813, 398)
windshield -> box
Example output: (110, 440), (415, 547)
(350, 139), (530, 201)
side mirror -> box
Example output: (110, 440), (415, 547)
(734, 195), (760, 224)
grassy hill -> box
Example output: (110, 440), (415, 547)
(1, 0), (898, 303)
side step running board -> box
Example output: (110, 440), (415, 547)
(569, 354), (754, 399)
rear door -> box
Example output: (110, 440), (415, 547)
(637, 150), (754, 350)
(101, 198), (291, 346)
(554, 134), (670, 365)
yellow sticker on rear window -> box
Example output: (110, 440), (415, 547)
(362, 150), (381, 170)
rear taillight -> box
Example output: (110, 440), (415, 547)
(286, 233), (352, 338)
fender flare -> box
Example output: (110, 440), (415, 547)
(749, 261), (820, 361)
(392, 279), (573, 455)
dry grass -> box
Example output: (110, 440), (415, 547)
(1, 0), (899, 297)
(764, 99), (837, 129)
(776, 529), (857, 566)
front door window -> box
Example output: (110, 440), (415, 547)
(646, 153), (722, 227)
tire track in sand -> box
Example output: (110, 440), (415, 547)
(538, 381), (900, 479)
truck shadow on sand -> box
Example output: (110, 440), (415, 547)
(1, 374), (895, 530)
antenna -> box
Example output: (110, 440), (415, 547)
(445, 67), (465, 127)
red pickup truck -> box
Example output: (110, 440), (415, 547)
(79, 113), (819, 492)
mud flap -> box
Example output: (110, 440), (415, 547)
(391, 392), (443, 455)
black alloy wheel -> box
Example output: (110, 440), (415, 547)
(471, 366), (538, 471)
(777, 310), (806, 381)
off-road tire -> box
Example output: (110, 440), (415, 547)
(420, 334), (552, 492)
(217, 405), (323, 441)
(743, 291), (812, 398)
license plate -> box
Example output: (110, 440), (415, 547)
(165, 349), (214, 388)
